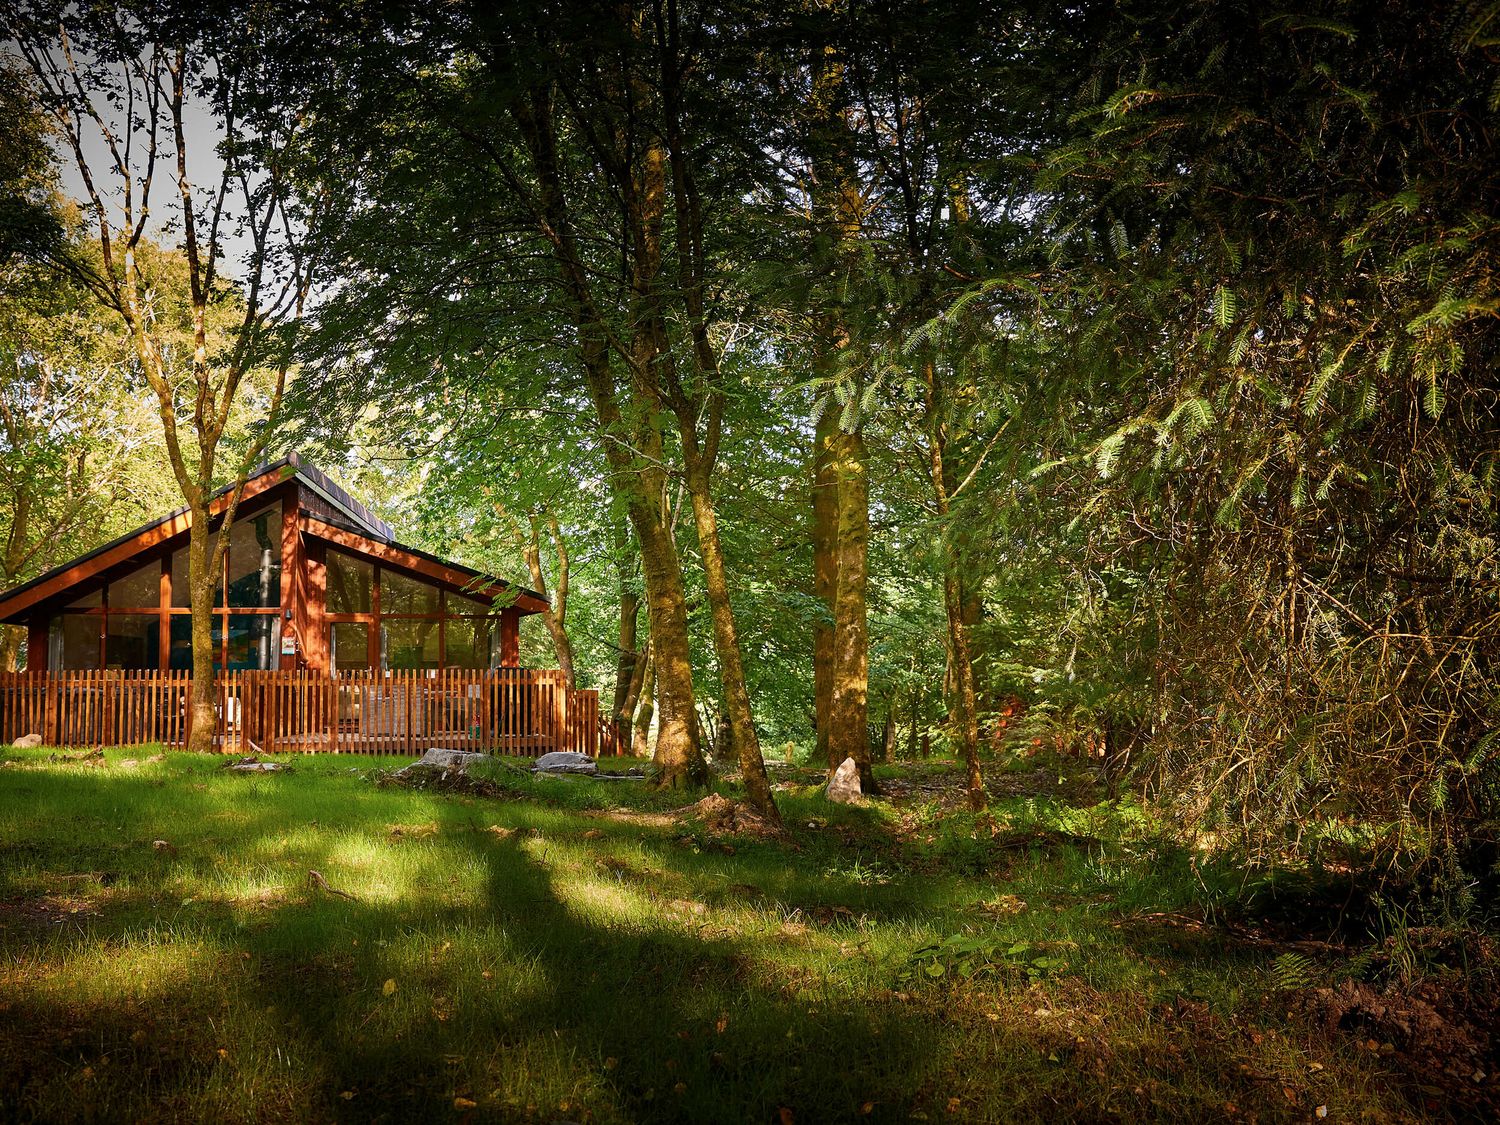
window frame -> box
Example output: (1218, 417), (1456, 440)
(322, 548), (499, 671)
(51, 502), (285, 672)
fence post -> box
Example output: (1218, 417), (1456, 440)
(44, 674), (59, 746)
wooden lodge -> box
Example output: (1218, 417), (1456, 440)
(0, 455), (613, 755)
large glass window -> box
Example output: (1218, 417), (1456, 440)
(105, 615), (160, 669)
(444, 617), (494, 670)
(326, 551), (373, 613)
(170, 535), (218, 608)
(381, 567), (440, 616)
(449, 590), (490, 614)
(65, 587), (102, 609)
(226, 508), (281, 608)
(108, 563), (160, 609)
(381, 618), (441, 670)
(331, 622), (370, 671)
(226, 615), (279, 671)
(169, 615), (199, 670)
(52, 616), (101, 669)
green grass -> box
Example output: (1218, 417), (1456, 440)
(0, 747), (1480, 1122)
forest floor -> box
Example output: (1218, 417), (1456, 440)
(0, 746), (1495, 1123)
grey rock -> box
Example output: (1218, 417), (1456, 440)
(411, 748), (493, 772)
(825, 756), (863, 803)
(12, 733), (42, 749)
(532, 751), (598, 775)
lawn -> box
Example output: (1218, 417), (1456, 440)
(0, 747), (1492, 1123)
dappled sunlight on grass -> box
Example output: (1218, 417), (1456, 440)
(8, 936), (229, 1007)
(0, 746), (1472, 1122)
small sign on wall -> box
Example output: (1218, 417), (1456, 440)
(281, 636), (298, 656)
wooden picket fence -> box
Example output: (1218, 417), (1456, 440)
(0, 669), (619, 757)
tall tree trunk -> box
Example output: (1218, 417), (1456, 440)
(632, 641), (655, 758)
(923, 360), (986, 811)
(611, 521), (641, 751)
(806, 45), (874, 790)
(682, 454), (782, 825)
(812, 408), (839, 767)
(617, 621), (649, 754)
(186, 511), (218, 751)
(613, 588), (640, 751)
(941, 566), (985, 810)
(510, 88), (705, 789)
(827, 429), (877, 792)
(517, 511), (576, 688)
(630, 489), (703, 787)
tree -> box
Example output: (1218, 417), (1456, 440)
(0, 65), (171, 667)
(9, 3), (314, 748)
(1005, 0), (1500, 859)
(0, 233), (177, 668)
(284, 1), (780, 816)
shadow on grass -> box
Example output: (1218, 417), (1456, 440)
(0, 759), (964, 1122)
(0, 754), (1420, 1123)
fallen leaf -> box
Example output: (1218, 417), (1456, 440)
(1315, 1108), (1327, 1119)
(383, 978), (397, 996)
(453, 1096), (476, 1110)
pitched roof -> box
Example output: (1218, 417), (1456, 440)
(0, 454), (546, 623)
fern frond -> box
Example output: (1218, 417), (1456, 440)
(1212, 285), (1236, 328)
(1270, 952), (1317, 992)
(1424, 371), (1445, 419)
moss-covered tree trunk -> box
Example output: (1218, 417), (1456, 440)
(827, 429), (877, 792)
(683, 455), (781, 825)
(632, 642), (655, 758)
(812, 409), (839, 767)
(511, 88), (706, 790)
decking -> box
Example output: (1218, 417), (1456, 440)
(0, 669), (618, 756)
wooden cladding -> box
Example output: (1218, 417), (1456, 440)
(0, 669), (620, 757)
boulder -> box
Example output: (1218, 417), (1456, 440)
(532, 751), (598, 776)
(12, 733), (42, 749)
(409, 748), (493, 773)
(224, 755), (290, 773)
(825, 756), (863, 803)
